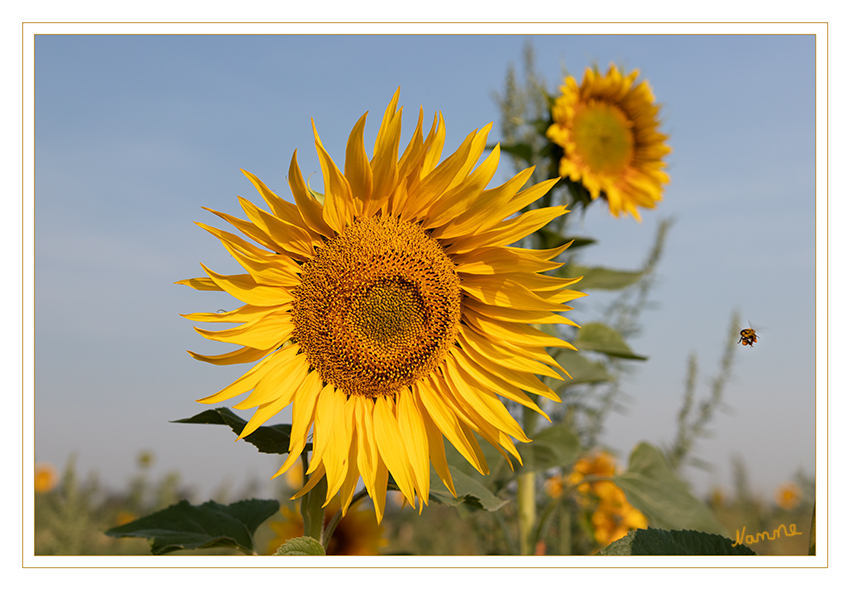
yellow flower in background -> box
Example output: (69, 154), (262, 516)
(35, 462), (58, 494)
(566, 449), (617, 495)
(591, 489), (649, 547)
(544, 474), (565, 498)
(567, 450), (647, 546)
(267, 499), (387, 555)
(775, 482), (802, 511)
(546, 64), (671, 221)
(180, 90), (583, 522)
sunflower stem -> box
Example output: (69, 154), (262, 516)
(300, 473), (327, 542)
(517, 406), (539, 555)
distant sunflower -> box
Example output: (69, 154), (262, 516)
(775, 482), (802, 511)
(546, 64), (670, 220)
(34, 462), (58, 494)
(179, 90), (583, 522)
(567, 450), (647, 547)
(267, 499), (387, 555)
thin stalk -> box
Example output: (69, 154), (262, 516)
(517, 406), (539, 555)
(300, 451), (326, 541)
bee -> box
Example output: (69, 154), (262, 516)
(737, 322), (760, 347)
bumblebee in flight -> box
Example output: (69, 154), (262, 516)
(738, 326), (759, 347)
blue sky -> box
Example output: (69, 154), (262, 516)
(32, 32), (817, 501)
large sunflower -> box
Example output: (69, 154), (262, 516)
(546, 64), (671, 220)
(179, 90), (583, 522)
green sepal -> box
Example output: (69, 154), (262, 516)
(104, 499), (279, 555)
(598, 528), (757, 556)
(172, 407), (311, 455)
(274, 536), (326, 556)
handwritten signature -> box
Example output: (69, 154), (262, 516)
(732, 523), (802, 547)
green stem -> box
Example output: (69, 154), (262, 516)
(808, 501), (816, 556)
(321, 489), (369, 552)
(300, 453), (326, 541)
(517, 406), (539, 555)
(559, 502), (571, 555)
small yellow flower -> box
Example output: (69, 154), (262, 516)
(568, 450), (647, 547)
(775, 482), (802, 511)
(544, 475), (565, 498)
(547, 64), (671, 221)
(267, 499), (387, 556)
(566, 449), (617, 493)
(34, 462), (58, 494)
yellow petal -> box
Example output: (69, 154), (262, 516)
(445, 206), (568, 255)
(396, 388), (430, 509)
(463, 305), (574, 351)
(289, 370), (322, 449)
(443, 354), (529, 442)
(187, 345), (271, 366)
(458, 323), (562, 381)
(200, 263), (293, 307)
(287, 150), (334, 237)
(344, 112), (373, 217)
(313, 119), (353, 235)
(416, 390), (456, 497)
(462, 297), (579, 327)
(423, 143), (500, 230)
(196, 346), (297, 404)
(194, 312), (292, 350)
(417, 375), (488, 475)
(237, 196), (317, 260)
(233, 352), (308, 410)
(373, 395), (417, 506)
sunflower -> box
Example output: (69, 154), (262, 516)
(546, 64), (671, 220)
(34, 462), (58, 494)
(179, 90), (583, 522)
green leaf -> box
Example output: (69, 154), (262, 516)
(104, 499), (280, 555)
(529, 117), (553, 136)
(537, 228), (596, 251)
(429, 468), (510, 512)
(573, 323), (648, 360)
(516, 423), (581, 476)
(388, 465), (510, 513)
(553, 349), (613, 386)
(173, 407), (308, 455)
(274, 536), (326, 556)
(598, 528), (758, 555)
(614, 443), (727, 535)
(564, 264), (644, 290)
(498, 142), (534, 166)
